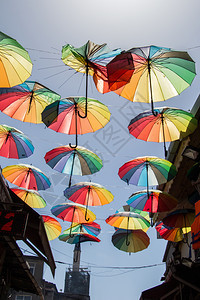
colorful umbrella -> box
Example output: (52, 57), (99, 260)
(61, 40), (121, 117)
(44, 145), (103, 187)
(155, 221), (187, 242)
(116, 205), (150, 223)
(0, 124), (34, 159)
(42, 215), (62, 241)
(51, 202), (96, 236)
(118, 156), (177, 187)
(63, 221), (101, 237)
(64, 182), (113, 220)
(111, 46), (196, 114)
(11, 188), (46, 208)
(0, 81), (60, 123)
(0, 31), (32, 87)
(59, 231), (100, 244)
(127, 189), (178, 213)
(42, 96), (111, 147)
(112, 229), (150, 253)
(128, 107), (197, 157)
(106, 210), (150, 245)
(2, 164), (51, 190)
(162, 209), (195, 228)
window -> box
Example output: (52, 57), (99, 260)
(16, 296), (32, 300)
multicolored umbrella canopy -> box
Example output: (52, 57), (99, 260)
(0, 31), (32, 87)
(2, 164), (51, 190)
(59, 231), (100, 244)
(128, 107), (197, 157)
(42, 96), (110, 147)
(105, 211), (150, 231)
(51, 202), (96, 224)
(115, 205), (150, 223)
(0, 124), (34, 159)
(118, 156), (177, 186)
(64, 182), (114, 206)
(0, 81), (61, 123)
(155, 221), (187, 242)
(127, 189), (178, 213)
(106, 210), (150, 245)
(162, 209), (195, 228)
(61, 40), (121, 117)
(112, 229), (150, 253)
(44, 145), (103, 187)
(63, 221), (101, 237)
(111, 46), (196, 114)
(11, 188), (46, 208)
(42, 215), (62, 241)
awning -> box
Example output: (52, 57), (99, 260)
(140, 280), (179, 300)
(8, 188), (56, 276)
(0, 235), (43, 298)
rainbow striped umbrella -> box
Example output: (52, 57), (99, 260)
(0, 124), (34, 159)
(42, 215), (62, 241)
(112, 229), (150, 253)
(118, 156), (177, 187)
(62, 41), (121, 118)
(162, 209), (195, 228)
(127, 190), (178, 213)
(128, 107), (197, 157)
(111, 46), (196, 114)
(59, 231), (100, 244)
(2, 164), (51, 191)
(11, 188), (46, 208)
(0, 81), (60, 123)
(51, 202), (96, 224)
(45, 145), (103, 187)
(0, 31), (32, 87)
(42, 97), (110, 147)
(64, 182), (113, 206)
(64, 221), (101, 237)
(155, 221), (185, 242)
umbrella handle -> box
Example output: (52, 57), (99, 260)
(78, 61), (88, 119)
(126, 230), (130, 246)
(69, 225), (74, 238)
(69, 102), (78, 148)
(147, 58), (158, 117)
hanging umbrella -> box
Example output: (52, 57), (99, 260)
(42, 96), (111, 148)
(106, 210), (150, 246)
(41, 215), (62, 241)
(63, 221), (101, 237)
(0, 124), (34, 159)
(44, 145), (103, 187)
(112, 229), (150, 253)
(0, 81), (61, 123)
(127, 189), (178, 213)
(64, 182), (113, 221)
(51, 202), (96, 236)
(162, 209), (195, 228)
(118, 156), (177, 186)
(61, 40), (121, 118)
(128, 107), (197, 157)
(0, 31), (32, 87)
(59, 231), (100, 244)
(2, 164), (51, 190)
(155, 221), (187, 242)
(94, 51), (135, 94)
(111, 46), (196, 114)
(115, 205), (150, 224)
(11, 188), (46, 208)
